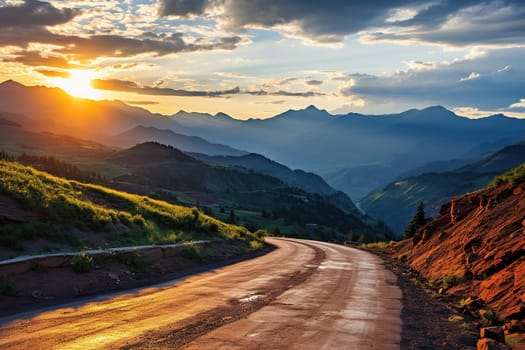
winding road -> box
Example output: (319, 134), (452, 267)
(0, 238), (402, 349)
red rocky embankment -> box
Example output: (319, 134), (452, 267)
(391, 182), (524, 347)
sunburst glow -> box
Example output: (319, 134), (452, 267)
(51, 70), (102, 100)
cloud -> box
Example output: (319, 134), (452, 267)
(217, 0), (409, 43)
(460, 72), (480, 81)
(92, 78), (240, 97)
(339, 47), (525, 110)
(305, 79), (323, 86)
(158, 0), (212, 17)
(2, 50), (81, 69)
(0, 0), (80, 27)
(124, 100), (160, 106)
(35, 69), (71, 78)
(0, 1), (244, 70)
(245, 89), (325, 97)
(160, 0), (525, 47)
(362, 1), (525, 47)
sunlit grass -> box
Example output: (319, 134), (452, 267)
(0, 160), (264, 253)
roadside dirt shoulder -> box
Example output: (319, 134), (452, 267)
(371, 248), (478, 350)
(0, 242), (274, 318)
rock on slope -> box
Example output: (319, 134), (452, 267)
(391, 176), (524, 321)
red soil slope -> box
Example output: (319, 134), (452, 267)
(391, 182), (524, 321)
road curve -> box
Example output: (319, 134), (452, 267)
(0, 238), (401, 349)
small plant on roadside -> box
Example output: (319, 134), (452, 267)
(360, 241), (392, 249)
(181, 244), (203, 262)
(0, 278), (20, 297)
(249, 240), (263, 251)
(181, 244), (219, 262)
(69, 253), (94, 273)
(253, 229), (269, 241)
(116, 252), (151, 273)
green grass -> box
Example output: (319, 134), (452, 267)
(0, 160), (261, 255)
(489, 162), (525, 187)
(428, 273), (460, 291)
(360, 241), (392, 249)
(69, 253), (95, 273)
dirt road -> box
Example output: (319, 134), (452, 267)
(0, 238), (401, 349)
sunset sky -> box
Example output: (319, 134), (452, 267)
(0, 0), (524, 119)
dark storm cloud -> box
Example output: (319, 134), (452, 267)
(92, 79), (240, 97)
(0, 0), (80, 27)
(158, 0), (212, 17)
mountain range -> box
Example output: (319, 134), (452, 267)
(1, 80), (525, 239)
(107, 125), (247, 157)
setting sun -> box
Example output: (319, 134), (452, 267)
(51, 70), (102, 100)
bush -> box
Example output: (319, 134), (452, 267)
(428, 273), (460, 291)
(249, 240), (263, 251)
(115, 252), (151, 273)
(70, 253), (94, 272)
(181, 244), (204, 262)
(489, 163), (525, 187)
(253, 229), (269, 241)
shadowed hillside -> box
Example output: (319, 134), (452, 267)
(104, 142), (391, 242)
(360, 141), (525, 235)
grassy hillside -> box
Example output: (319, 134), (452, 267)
(0, 160), (262, 258)
(489, 162), (525, 187)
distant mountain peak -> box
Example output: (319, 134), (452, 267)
(422, 105), (448, 112)
(486, 113), (512, 120)
(305, 104), (320, 111)
(214, 112), (233, 120)
(0, 79), (25, 89)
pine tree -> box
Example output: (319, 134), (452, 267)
(403, 202), (426, 239)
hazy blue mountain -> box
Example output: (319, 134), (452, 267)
(170, 105), (525, 199)
(359, 141), (525, 236)
(107, 125), (247, 156)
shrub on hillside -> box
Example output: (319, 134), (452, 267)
(489, 163), (525, 187)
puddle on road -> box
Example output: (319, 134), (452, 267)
(238, 294), (264, 303)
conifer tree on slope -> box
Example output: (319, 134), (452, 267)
(403, 202), (425, 239)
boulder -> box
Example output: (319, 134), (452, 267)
(480, 326), (505, 343)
